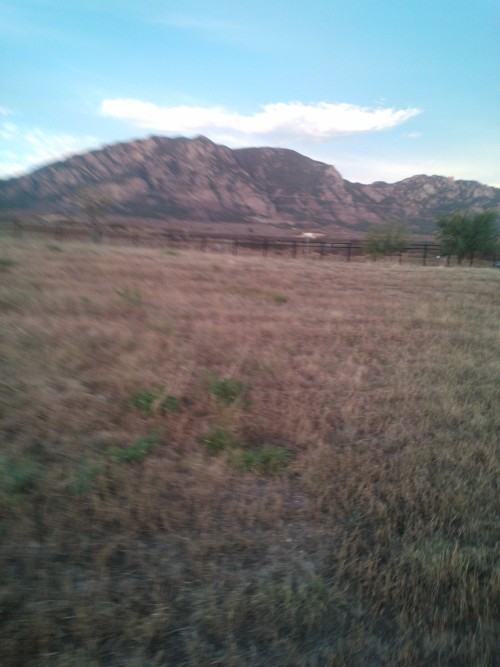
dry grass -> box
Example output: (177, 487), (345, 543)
(0, 239), (499, 666)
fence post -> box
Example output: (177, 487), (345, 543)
(263, 239), (269, 257)
(422, 245), (427, 266)
(233, 239), (239, 255)
(293, 241), (297, 258)
(346, 242), (352, 262)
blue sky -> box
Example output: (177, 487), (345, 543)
(1, 0), (499, 185)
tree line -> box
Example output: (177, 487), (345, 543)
(77, 185), (499, 264)
(364, 210), (499, 264)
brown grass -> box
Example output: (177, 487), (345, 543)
(0, 239), (499, 666)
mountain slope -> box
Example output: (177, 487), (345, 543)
(1, 135), (499, 232)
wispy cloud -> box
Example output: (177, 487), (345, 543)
(100, 99), (422, 145)
(0, 119), (97, 178)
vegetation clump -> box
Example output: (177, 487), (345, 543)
(229, 446), (291, 475)
(203, 427), (239, 454)
(0, 456), (41, 498)
(363, 219), (408, 258)
(435, 209), (499, 264)
(206, 374), (247, 405)
(0, 257), (17, 272)
(268, 292), (288, 304)
(129, 387), (181, 416)
(0, 240), (498, 666)
(110, 432), (161, 464)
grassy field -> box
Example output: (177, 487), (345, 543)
(0, 240), (498, 666)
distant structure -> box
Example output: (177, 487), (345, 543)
(296, 232), (325, 240)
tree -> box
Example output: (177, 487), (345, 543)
(435, 210), (499, 265)
(363, 220), (408, 259)
(77, 187), (111, 243)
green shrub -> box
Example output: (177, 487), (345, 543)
(0, 456), (41, 496)
(47, 243), (62, 252)
(203, 428), (239, 454)
(110, 433), (161, 464)
(69, 461), (103, 495)
(267, 293), (288, 304)
(363, 220), (408, 258)
(207, 375), (247, 405)
(230, 446), (291, 475)
(0, 258), (17, 272)
(129, 387), (181, 416)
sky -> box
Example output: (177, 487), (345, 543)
(1, 0), (499, 185)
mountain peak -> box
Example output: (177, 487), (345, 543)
(0, 136), (498, 232)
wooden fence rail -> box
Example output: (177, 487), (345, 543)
(1, 221), (497, 267)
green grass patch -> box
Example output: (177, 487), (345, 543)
(267, 292), (288, 304)
(0, 456), (42, 497)
(110, 432), (162, 464)
(203, 428), (239, 454)
(0, 258), (17, 272)
(206, 374), (247, 405)
(68, 460), (104, 495)
(129, 387), (181, 416)
(229, 285), (288, 304)
(229, 446), (292, 476)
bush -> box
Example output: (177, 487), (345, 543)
(129, 387), (181, 416)
(203, 428), (239, 454)
(363, 220), (408, 258)
(68, 460), (103, 495)
(0, 456), (41, 497)
(268, 293), (288, 304)
(435, 209), (499, 264)
(110, 433), (161, 464)
(207, 375), (247, 405)
(229, 446), (291, 475)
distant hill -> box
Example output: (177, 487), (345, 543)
(1, 135), (499, 233)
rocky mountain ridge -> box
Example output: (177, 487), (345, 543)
(1, 135), (498, 233)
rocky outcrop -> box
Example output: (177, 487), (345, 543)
(1, 135), (499, 233)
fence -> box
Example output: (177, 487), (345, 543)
(1, 220), (497, 267)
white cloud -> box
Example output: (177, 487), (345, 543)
(0, 120), (97, 178)
(100, 99), (422, 143)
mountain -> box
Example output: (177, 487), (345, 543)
(0, 135), (499, 233)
